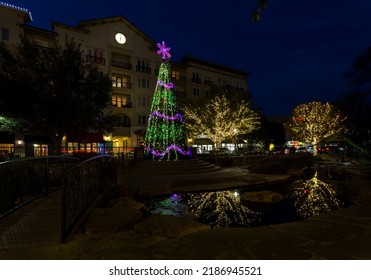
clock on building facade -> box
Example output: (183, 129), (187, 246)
(115, 32), (126, 44)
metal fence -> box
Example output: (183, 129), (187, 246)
(61, 155), (117, 243)
(0, 156), (80, 218)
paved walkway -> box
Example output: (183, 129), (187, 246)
(0, 190), (61, 249)
(0, 160), (371, 259)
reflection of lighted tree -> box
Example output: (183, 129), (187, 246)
(185, 191), (259, 228)
(289, 172), (339, 218)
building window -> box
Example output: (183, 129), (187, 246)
(116, 114), (131, 127)
(1, 28), (9, 41)
(138, 96), (150, 107)
(193, 88), (200, 96)
(138, 115), (147, 125)
(172, 71), (180, 80)
(112, 95), (131, 108)
(137, 78), (150, 88)
(192, 73), (201, 83)
(136, 60), (151, 73)
(86, 48), (105, 65)
(112, 75), (132, 89)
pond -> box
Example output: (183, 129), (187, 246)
(139, 177), (350, 229)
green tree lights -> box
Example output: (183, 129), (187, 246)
(144, 41), (188, 160)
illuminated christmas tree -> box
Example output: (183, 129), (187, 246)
(144, 41), (188, 160)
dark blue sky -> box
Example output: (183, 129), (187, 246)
(7, 0), (371, 116)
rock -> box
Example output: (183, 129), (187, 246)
(84, 197), (146, 234)
(134, 214), (209, 238)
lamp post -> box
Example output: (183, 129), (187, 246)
(233, 128), (238, 156)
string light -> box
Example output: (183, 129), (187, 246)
(148, 111), (183, 122)
(0, 2), (28, 11)
(157, 80), (174, 89)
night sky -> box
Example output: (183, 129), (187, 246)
(6, 0), (371, 116)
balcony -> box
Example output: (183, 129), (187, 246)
(113, 82), (133, 89)
(204, 80), (213, 86)
(112, 101), (132, 108)
(122, 101), (133, 108)
(111, 60), (132, 70)
(172, 75), (186, 82)
(86, 55), (105, 65)
(174, 91), (186, 98)
(136, 65), (152, 74)
(191, 77), (202, 84)
(236, 87), (245, 93)
(225, 84), (235, 91)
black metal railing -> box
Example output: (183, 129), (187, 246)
(86, 55), (106, 65)
(135, 65), (152, 74)
(61, 155), (117, 242)
(0, 156), (79, 218)
(191, 77), (202, 84)
(111, 60), (132, 70)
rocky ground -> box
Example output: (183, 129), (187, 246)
(1, 158), (370, 260)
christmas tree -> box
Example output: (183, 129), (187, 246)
(144, 41), (188, 160)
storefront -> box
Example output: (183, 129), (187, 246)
(65, 132), (105, 156)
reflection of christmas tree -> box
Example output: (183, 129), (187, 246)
(144, 41), (188, 160)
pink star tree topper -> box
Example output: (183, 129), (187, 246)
(157, 41), (171, 61)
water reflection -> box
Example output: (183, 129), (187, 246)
(184, 191), (260, 228)
(143, 190), (260, 228)
(143, 172), (342, 228)
(288, 171), (339, 218)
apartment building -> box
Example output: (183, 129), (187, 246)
(0, 2), (249, 157)
(51, 16), (163, 154)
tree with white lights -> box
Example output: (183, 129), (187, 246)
(182, 93), (260, 149)
(144, 41), (188, 160)
(288, 101), (347, 156)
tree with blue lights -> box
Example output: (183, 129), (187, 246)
(144, 41), (188, 160)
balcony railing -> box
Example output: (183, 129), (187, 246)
(86, 55), (106, 65)
(112, 101), (133, 108)
(174, 91), (186, 98)
(113, 82), (133, 89)
(111, 60), (132, 70)
(136, 65), (152, 74)
(172, 75), (186, 82)
(191, 78), (202, 84)
(204, 80), (213, 86)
